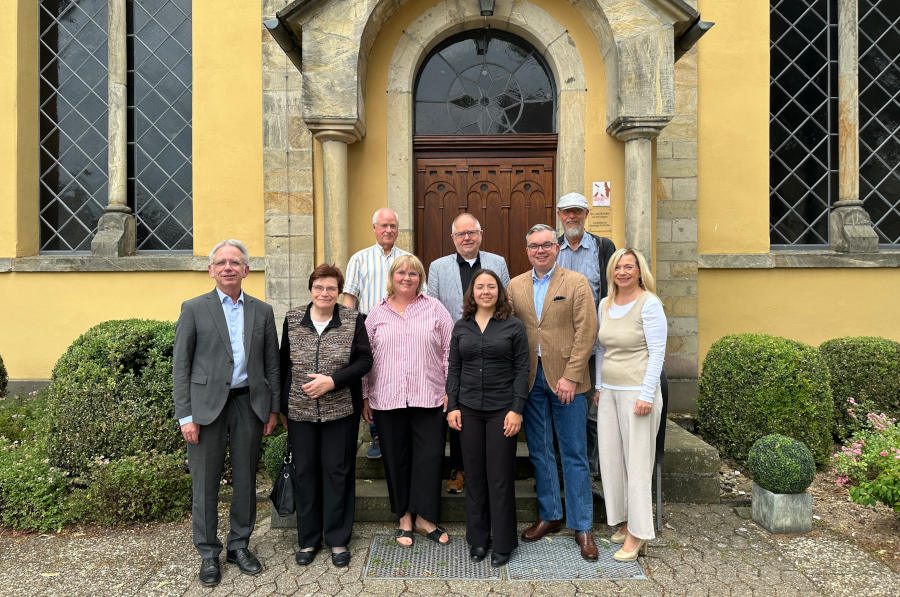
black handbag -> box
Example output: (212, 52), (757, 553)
(269, 450), (297, 517)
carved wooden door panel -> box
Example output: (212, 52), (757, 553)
(415, 153), (555, 278)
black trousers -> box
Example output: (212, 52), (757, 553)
(447, 425), (464, 471)
(459, 404), (518, 554)
(287, 412), (359, 549)
(373, 406), (444, 523)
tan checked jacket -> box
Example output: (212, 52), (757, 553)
(507, 265), (599, 395)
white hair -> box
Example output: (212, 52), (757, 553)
(372, 207), (399, 225)
(208, 239), (249, 265)
(450, 213), (482, 234)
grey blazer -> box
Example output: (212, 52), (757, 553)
(426, 251), (511, 321)
(173, 289), (281, 426)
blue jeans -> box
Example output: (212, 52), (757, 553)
(523, 363), (592, 531)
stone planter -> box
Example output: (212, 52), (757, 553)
(751, 481), (812, 534)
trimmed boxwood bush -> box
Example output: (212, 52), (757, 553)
(747, 434), (816, 494)
(0, 437), (73, 531)
(263, 431), (291, 481)
(0, 352), (7, 398)
(45, 319), (181, 475)
(698, 334), (832, 467)
(819, 336), (900, 440)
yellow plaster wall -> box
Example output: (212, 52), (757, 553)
(192, 1), (265, 256)
(0, 1), (38, 257)
(697, 0), (769, 254)
(698, 269), (900, 363)
(0, 272), (266, 379)
(347, 0), (623, 254)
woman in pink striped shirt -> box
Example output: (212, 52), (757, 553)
(362, 254), (454, 547)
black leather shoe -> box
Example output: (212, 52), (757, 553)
(198, 557), (221, 586)
(226, 548), (262, 575)
(295, 547), (320, 566)
(331, 550), (351, 568)
(490, 551), (510, 567)
(469, 545), (487, 562)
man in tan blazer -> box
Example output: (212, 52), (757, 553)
(507, 223), (599, 562)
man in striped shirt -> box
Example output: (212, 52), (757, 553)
(343, 207), (410, 458)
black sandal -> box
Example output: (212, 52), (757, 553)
(395, 528), (414, 547)
(415, 525), (450, 545)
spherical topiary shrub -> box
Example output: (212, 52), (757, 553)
(747, 434), (816, 494)
(698, 333), (833, 467)
(819, 336), (900, 440)
(263, 431), (290, 481)
(45, 319), (181, 475)
(0, 352), (8, 398)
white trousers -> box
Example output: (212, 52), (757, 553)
(596, 386), (662, 540)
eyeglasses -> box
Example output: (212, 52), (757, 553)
(526, 242), (556, 251)
(212, 259), (245, 268)
(311, 284), (339, 294)
(394, 270), (420, 278)
(452, 230), (481, 239)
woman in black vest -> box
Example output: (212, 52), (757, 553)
(446, 269), (530, 567)
(279, 264), (372, 568)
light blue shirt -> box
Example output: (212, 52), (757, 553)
(558, 233), (601, 308)
(532, 264), (556, 357)
(179, 288), (247, 426)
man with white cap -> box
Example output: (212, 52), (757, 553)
(555, 192), (616, 476)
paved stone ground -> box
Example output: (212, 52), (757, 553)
(0, 503), (896, 597)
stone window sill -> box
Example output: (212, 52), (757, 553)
(699, 250), (900, 269)
(0, 255), (267, 273)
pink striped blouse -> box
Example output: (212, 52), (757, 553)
(363, 293), (453, 410)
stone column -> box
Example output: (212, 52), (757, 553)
(609, 118), (668, 260)
(830, 0), (878, 252)
(307, 121), (362, 270)
(91, 0), (135, 257)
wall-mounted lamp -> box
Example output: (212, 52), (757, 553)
(479, 0), (495, 17)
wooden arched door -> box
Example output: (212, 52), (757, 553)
(414, 135), (556, 278)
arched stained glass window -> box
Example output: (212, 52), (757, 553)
(414, 30), (556, 134)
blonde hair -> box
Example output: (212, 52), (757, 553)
(386, 254), (426, 296)
(606, 247), (656, 303)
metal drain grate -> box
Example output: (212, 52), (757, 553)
(506, 536), (646, 581)
(363, 535), (502, 580)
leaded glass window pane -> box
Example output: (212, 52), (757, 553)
(39, 0), (109, 252)
(415, 30), (555, 134)
(769, 0), (838, 246)
(129, 0), (192, 251)
(859, 0), (900, 245)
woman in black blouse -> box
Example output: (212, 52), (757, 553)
(446, 269), (530, 567)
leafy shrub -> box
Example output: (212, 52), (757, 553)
(748, 434), (816, 494)
(0, 353), (7, 398)
(698, 334), (833, 467)
(834, 406), (900, 512)
(0, 437), (73, 531)
(68, 451), (191, 525)
(45, 319), (182, 475)
(0, 388), (49, 443)
(819, 337), (900, 440)
(263, 431), (291, 481)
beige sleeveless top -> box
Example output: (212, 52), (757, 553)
(596, 292), (650, 387)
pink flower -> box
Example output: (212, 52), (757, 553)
(836, 475), (849, 486)
(848, 397), (857, 405)
(852, 448), (862, 456)
(881, 451), (889, 457)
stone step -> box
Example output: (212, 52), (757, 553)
(355, 442), (535, 480)
(271, 479), (607, 528)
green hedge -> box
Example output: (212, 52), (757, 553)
(697, 333), (833, 467)
(0, 437), (72, 531)
(819, 336), (900, 440)
(45, 319), (182, 475)
(0, 352), (7, 398)
(747, 434), (816, 494)
(263, 431), (290, 481)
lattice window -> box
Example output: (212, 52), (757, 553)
(859, 0), (900, 245)
(129, 0), (192, 251)
(769, 0), (838, 246)
(415, 30), (555, 134)
(38, 0), (192, 254)
(39, 0), (110, 252)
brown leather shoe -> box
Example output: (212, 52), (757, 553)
(445, 470), (464, 494)
(576, 530), (598, 561)
(521, 519), (562, 542)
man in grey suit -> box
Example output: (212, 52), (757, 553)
(427, 213), (510, 493)
(174, 239), (280, 587)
